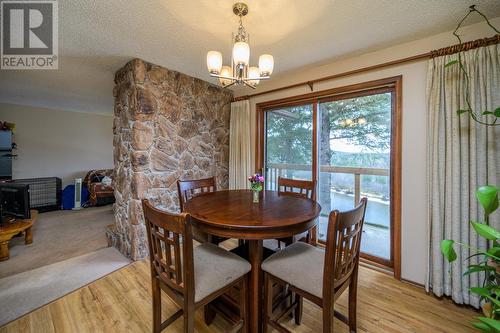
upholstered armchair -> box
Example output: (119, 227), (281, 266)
(84, 169), (115, 206)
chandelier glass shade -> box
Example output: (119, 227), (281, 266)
(206, 51), (222, 73)
(206, 2), (273, 89)
(232, 42), (250, 65)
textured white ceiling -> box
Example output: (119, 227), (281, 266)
(0, 0), (499, 114)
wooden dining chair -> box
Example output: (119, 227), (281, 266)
(262, 197), (368, 333)
(276, 176), (317, 246)
(177, 177), (227, 245)
(142, 199), (250, 333)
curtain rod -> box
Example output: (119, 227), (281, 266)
(233, 34), (499, 102)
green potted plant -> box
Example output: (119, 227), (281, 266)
(441, 186), (499, 332)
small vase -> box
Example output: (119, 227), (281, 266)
(252, 189), (260, 203)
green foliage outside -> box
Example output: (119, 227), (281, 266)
(265, 93), (392, 208)
(266, 93), (391, 166)
(324, 93), (391, 153)
(266, 105), (313, 165)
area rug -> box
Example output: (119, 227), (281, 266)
(0, 206), (114, 278)
(0, 247), (131, 326)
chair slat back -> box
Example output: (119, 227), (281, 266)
(177, 177), (217, 212)
(277, 177), (316, 200)
(142, 199), (195, 295)
(324, 197), (367, 292)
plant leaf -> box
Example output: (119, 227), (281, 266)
(494, 107), (500, 117)
(445, 60), (459, 68)
(441, 239), (457, 262)
(457, 109), (470, 115)
(477, 317), (500, 332)
(472, 222), (500, 241)
(488, 297), (500, 310)
(487, 247), (500, 258)
(482, 111), (494, 115)
(471, 320), (496, 332)
(464, 265), (496, 276)
(471, 288), (500, 309)
(476, 186), (499, 215)
(470, 287), (491, 298)
(483, 252), (500, 261)
(466, 252), (486, 260)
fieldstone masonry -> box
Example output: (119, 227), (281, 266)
(110, 58), (233, 260)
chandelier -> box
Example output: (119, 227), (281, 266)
(338, 117), (367, 127)
(206, 2), (274, 89)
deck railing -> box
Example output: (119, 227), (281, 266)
(265, 163), (389, 204)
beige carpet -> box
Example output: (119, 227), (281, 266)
(0, 206), (114, 279)
(0, 247), (131, 327)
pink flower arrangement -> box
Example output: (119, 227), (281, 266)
(248, 173), (264, 191)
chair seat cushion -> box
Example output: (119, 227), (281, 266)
(194, 243), (251, 303)
(261, 242), (325, 299)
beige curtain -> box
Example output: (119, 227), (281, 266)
(426, 44), (499, 307)
(229, 100), (252, 189)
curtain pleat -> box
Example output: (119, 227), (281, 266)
(229, 100), (252, 189)
(426, 44), (499, 308)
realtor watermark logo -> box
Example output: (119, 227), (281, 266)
(1, 0), (58, 69)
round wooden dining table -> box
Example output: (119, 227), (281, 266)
(184, 189), (321, 333)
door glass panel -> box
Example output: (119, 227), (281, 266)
(318, 92), (392, 261)
(264, 104), (313, 190)
(360, 174), (390, 259)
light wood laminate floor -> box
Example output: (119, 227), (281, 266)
(0, 256), (477, 333)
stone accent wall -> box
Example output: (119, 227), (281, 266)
(111, 58), (233, 260)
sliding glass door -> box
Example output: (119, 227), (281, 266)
(317, 91), (392, 264)
(258, 77), (401, 274)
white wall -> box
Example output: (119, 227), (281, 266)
(234, 18), (500, 285)
(0, 103), (113, 187)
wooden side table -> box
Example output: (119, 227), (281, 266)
(0, 210), (38, 261)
